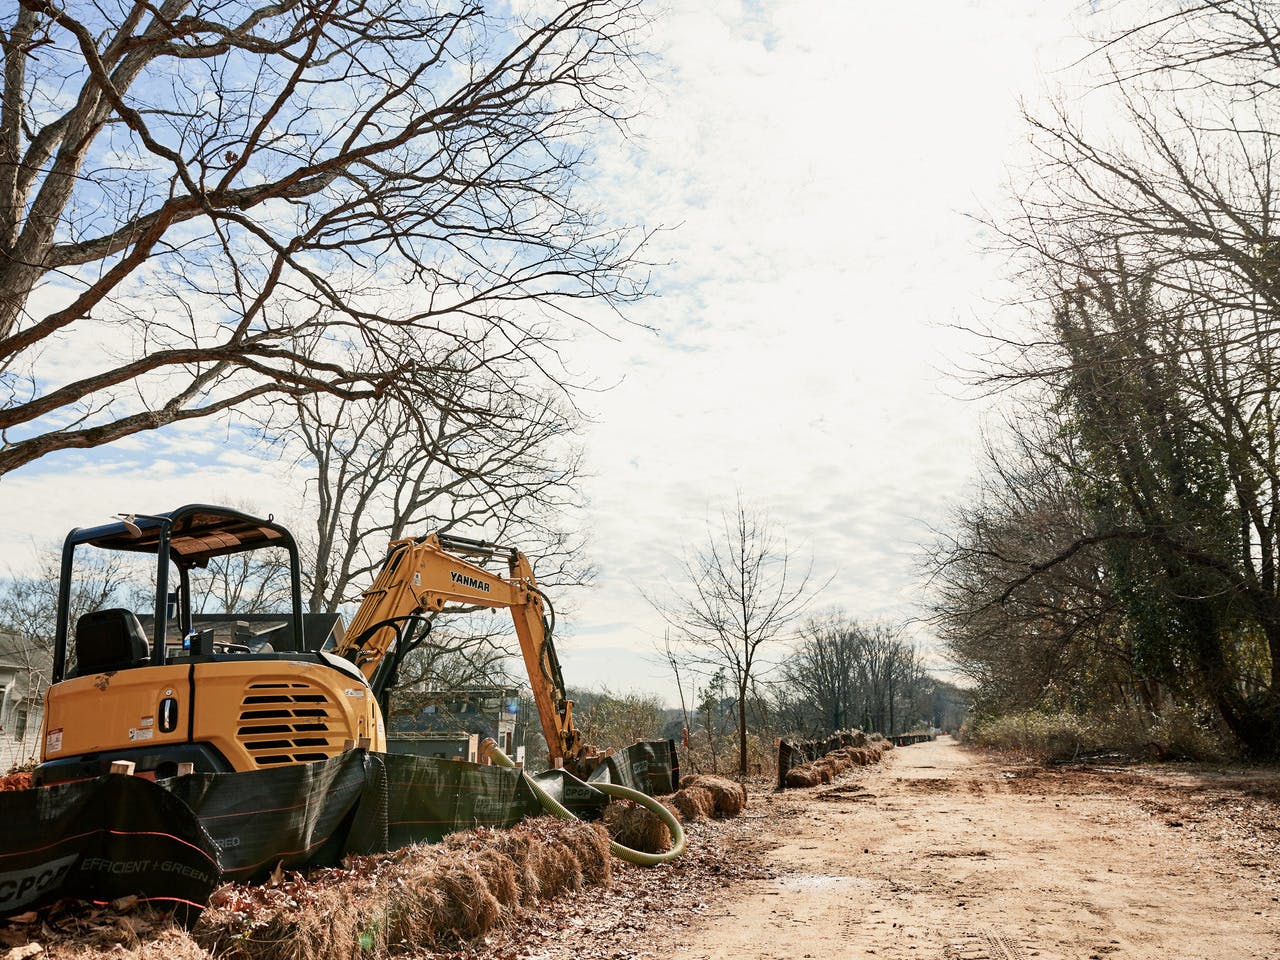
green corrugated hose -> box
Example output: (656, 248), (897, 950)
(483, 740), (686, 866)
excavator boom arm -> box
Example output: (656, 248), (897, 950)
(334, 534), (584, 766)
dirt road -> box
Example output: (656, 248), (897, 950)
(673, 737), (1280, 960)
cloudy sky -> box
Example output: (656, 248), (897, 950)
(558, 0), (1096, 697)
(0, 0), (1100, 703)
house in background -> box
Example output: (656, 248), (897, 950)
(0, 632), (49, 771)
(387, 685), (527, 764)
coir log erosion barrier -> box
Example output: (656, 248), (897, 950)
(776, 729), (936, 788)
(891, 733), (935, 747)
(0, 739), (680, 921)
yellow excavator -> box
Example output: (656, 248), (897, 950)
(36, 504), (598, 784)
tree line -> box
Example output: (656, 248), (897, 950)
(0, 0), (648, 480)
(927, 1), (1280, 758)
(649, 497), (967, 776)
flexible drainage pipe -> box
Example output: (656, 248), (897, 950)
(481, 739), (685, 866)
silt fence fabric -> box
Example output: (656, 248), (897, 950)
(0, 774), (219, 918)
(0, 744), (669, 919)
(587, 739), (680, 795)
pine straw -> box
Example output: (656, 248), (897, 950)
(42, 923), (209, 960)
(603, 802), (673, 854)
(784, 765), (822, 788)
(678, 776), (747, 817)
(10, 817), (611, 960)
(667, 785), (716, 821)
(9, 907), (208, 960)
(603, 774), (752, 853)
(201, 816), (611, 960)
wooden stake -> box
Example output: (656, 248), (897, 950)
(109, 760), (136, 776)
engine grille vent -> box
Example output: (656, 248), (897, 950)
(237, 680), (339, 766)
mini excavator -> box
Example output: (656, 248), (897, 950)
(35, 504), (599, 784)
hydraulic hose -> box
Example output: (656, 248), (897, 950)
(482, 739), (685, 867)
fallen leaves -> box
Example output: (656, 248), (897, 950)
(0, 774), (32, 794)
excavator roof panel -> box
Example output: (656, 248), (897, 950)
(68, 503), (293, 564)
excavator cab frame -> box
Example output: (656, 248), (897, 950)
(35, 505), (384, 786)
(51, 504), (306, 682)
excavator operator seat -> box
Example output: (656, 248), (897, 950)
(74, 608), (150, 676)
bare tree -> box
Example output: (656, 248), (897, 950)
(0, 0), (647, 476)
(0, 545), (136, 652)
(647, 496), (821, 775)
(188, 550), (295, 616)
(286, 387), (591, 615)
(924, 418), (1135, 716)
(386, 615), (518, 712)
(277, 382), (595, 729)
(780, 613), (930, 736)
(0, 544), (138, 752)
(658, 630), (693, 747)
(781, 613), (860, 732)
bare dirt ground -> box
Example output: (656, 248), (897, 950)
(674, 737), (1280, 960)
(476, 736), (1280, 960)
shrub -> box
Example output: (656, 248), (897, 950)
(962, 706), (1228, 762)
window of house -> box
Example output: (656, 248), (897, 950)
(14, 707), (27, 741)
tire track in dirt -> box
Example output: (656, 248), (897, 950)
(671, 737), (1280, 960)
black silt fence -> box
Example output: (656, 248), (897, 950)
(0, 740), (678, 921)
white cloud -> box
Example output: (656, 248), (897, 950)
(557, 0), (1096, 698)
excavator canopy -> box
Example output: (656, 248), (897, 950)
(67, 504), (292, 563)
(52, 504), (306, 682)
